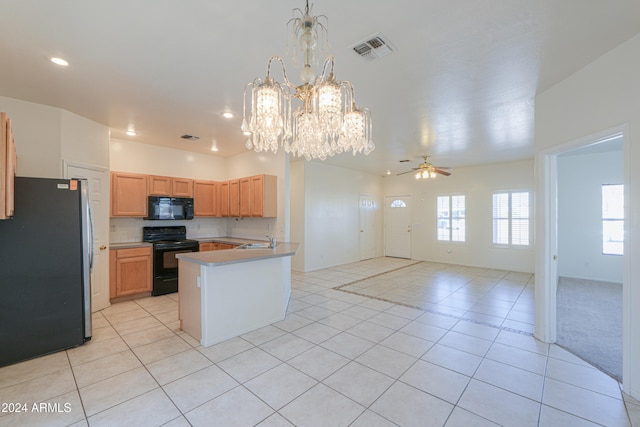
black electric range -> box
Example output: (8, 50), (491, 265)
(143, 226), (199, 296)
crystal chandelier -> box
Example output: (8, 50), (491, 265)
(242, 1), (374, 161)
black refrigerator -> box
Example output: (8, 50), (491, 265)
(0, 177), (92, 367)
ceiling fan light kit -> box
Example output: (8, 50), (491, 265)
(398, 155), (452, 180)
(242, 0), (374, 161)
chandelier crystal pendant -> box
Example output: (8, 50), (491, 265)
(242, 1), (374, 161)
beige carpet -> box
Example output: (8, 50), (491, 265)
(556, 276), (622, 381)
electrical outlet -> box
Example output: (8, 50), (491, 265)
(110, 224), (116, 232)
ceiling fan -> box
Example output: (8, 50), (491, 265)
(397, 156), (452, 179)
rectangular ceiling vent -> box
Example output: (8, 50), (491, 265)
(180, 134), (200, 141)
(351, 32), (395, 62)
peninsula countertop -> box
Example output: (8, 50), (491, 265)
(176, 242), (299, 267)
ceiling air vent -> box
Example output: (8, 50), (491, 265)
(351, 32), (395, 62)
(180, 134), (200, 141)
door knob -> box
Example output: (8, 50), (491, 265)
(99, 245), (107, 250)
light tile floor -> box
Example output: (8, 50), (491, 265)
(1, 257), (638, 426)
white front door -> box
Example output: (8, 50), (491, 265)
(359, 193), (375, 260)
(66, 163), (110, 312)
(385, 195), (412, 259)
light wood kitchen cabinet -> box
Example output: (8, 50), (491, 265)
(149, 175), (193, 197)
(220, 175), (276, 218)
(109, 246), (153, 298)
(229, 179), (240, 217)
(199, 242), (216, 251)
(193, 180), (218, 217)
(172, 177), (193, 197)
(111, 172), (148, 217)
(239, 177), (251, 217)
(1, 112), (16, 220)
(219, 181), (230, 217)
(250, 174), (277, 217)
(199, 241), (238, 251)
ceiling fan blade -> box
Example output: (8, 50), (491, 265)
(396, 170), (415, 176)
(433, 168), (451, 176)
(432, 166), (452, 170)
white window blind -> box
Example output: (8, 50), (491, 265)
(492, 191), (530, 246)
(451, 195), (466, 242)
(437, 195), (465, 242)
(602, 184), (623, 255)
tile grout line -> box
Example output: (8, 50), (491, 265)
(331, 262), (535, 337)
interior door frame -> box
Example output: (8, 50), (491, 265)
(384, 194), (412, 259)
(64, 160), (111, 312)
(359, 193), (375, 261)
(535, 124), (630, 391)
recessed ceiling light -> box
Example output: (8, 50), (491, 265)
(386, 170), (391, 175)
(50, 57), (69, 66)
(210, 139), (219, 152)
(126, 127), (136, 136)
(222, 112), (234, 119)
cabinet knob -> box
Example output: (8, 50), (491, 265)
(99, 245), (107, 250)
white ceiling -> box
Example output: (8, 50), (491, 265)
(1, 1), (638, 176)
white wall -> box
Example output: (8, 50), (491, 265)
(1, 96), (110, 177)
(383, 160), (535, 273)
(290, 161), (305, 271)
(291, 161), (384, 272)
(61, 110), (110, 169)
(110, 138), (227, 180)
(558, 150), (623, 283)
(535, 33), (640, 398)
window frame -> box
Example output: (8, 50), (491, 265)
(492, 190), (531, 248)
(436, 194), (466, 243)
(602, 183), (624, 256)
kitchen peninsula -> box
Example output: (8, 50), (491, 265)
(176, 242), (299, 347)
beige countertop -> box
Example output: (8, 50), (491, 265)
(110, 237), (265, 250)
(176, 242), (299, 267)
(109, 242), (153, 250)
(194, 237), (268, 246)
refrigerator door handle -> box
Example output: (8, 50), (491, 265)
(89, 206), (95, 270)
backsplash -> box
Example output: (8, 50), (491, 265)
(109, 216), (281, 243)
(227, 217), (279, 241)
(110, 217), (227, 243)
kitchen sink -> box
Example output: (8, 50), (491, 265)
(237, 243), (271, 249)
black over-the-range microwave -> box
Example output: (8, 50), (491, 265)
(146, 196), (194, 220)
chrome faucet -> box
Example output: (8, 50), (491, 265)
(266, 235), (276, 248)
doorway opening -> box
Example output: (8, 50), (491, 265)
(536, 126), (629, 388)
(359, 193), (375, 261)
(555, 136), (624, 380)
(384, 195), (412, 259)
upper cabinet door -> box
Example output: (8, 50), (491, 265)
(239, 177), (251, 217)
(219, 181), (230, 217)
(229, 179), (240, 217)
(111, 172), (148, 217)
(0, 113), (16, 220)
(193, 180), (217, 217)
(172, 178), (193, 197)
(148, 175), (172, 196)
(149, 175), (193, 197)
(251, 174), (277, 218)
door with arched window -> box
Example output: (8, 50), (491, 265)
(384, 195), (412, 259)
